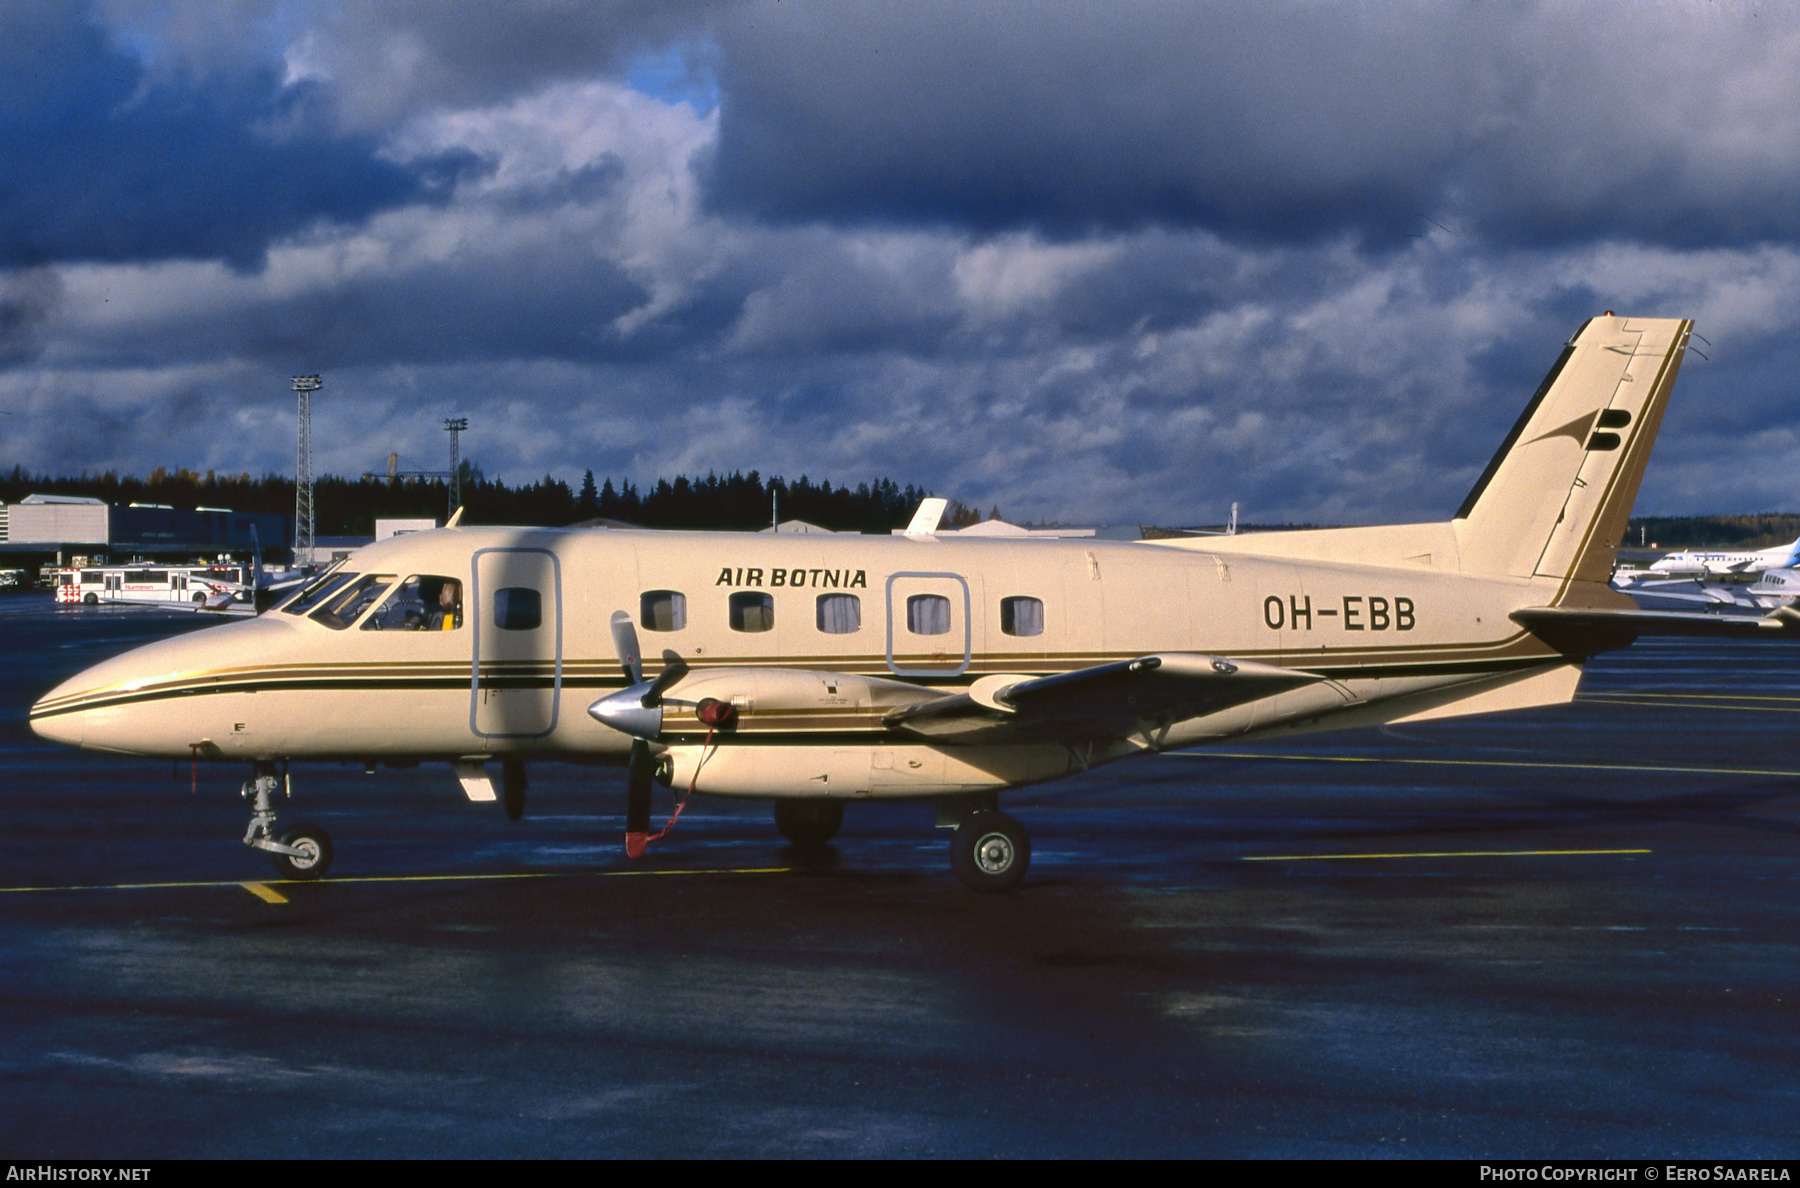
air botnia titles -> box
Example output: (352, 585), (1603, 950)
(715, 567), (867, 588)
(1479, 1169), (1792, 1182)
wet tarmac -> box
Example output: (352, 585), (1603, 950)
(2, 594), (1797, 1157)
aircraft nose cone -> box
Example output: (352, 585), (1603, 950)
(29, 692), (84, 748)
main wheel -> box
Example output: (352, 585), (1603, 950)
(83, 593), (97, 605)
(951, 810), (1030, 892)
(774, 799), (844, 848)
(271, 823), (333, 880)
(503, 758), (527, 822)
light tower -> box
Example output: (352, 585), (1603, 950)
(292, 375), (322, 562)
(444, 416), (468, 519)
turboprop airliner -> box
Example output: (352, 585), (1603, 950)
(1646, 534), (1800, 576)
(29, 315), (1798, 891)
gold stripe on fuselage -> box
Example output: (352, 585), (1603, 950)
(29, 630), (1559, 724)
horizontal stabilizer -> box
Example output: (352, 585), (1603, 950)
(1512, 605), (1800, 655)
(885, 653), (1322, 743)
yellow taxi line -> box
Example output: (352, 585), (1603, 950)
(1577, 696), (1800, 713)
(0, 866), (793, 899)
(1577, 690), (1800, 703)
(1243, 848), (1652, 862)
(1168, 751), (1800, 780)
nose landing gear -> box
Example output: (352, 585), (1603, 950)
(241, 760), (334, 880)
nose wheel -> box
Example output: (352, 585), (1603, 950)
(269, 824), (333, 880)
(241, 762), (334, 880)
(950, 810), (1030, 892)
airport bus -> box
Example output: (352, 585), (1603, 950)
(54, 562), (251, 607)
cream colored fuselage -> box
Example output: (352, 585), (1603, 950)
(30, 521), (1578, 800)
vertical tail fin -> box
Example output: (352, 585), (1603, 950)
(1454, 315), (1693, 586)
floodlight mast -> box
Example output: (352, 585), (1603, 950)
(444, 417), (468, 519)
(292, 375), (322, 563)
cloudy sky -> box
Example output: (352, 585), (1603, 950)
(4, 0), (1799, 527)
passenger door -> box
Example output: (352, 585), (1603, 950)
(471, 547), (563, 739)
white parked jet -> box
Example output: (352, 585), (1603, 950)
(1646, 535), (1800, 576)
(30, 315), (1798, 891)
(1745, 567), (1800, 609)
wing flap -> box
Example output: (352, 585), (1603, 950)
(885, 653), (1322, 742)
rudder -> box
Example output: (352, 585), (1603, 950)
(1454, 315), (1693, 586)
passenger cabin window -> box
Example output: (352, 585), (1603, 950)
(1001, 596), (1044, 637)
(641, 590), (686, 632)
(362, 575), (463, 631)
(907, 594), (951, 635)
(730, 591), (773, 633)
(309, 574), (396, 630)
(816, 593), (861, 634)
(493, 587), (542, 631)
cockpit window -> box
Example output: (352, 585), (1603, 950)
(362, 575), (463, 631)
(309, 574), (396, 630)
(279, 565), (356, 615)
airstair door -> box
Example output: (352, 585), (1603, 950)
(470, 547), (563, 739)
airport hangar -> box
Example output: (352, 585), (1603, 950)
(0, 494), (289, 570)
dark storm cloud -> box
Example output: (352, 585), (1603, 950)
(0, 3), (475, 270)
(702, 1), (1800, 252)
(0, 269), (62, 366)
(701, 2), (1480, 241)
(11, 1), (1800, 527)
(62, 250), (654, 374)
(211, 0), (728, 128)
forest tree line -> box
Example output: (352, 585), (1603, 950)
(1624, 514), (1800, 551)
(0, 464), (993, 536)
(4, 464), (1787, 546)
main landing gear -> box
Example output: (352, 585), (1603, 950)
(773, 799), (844, 849)
(768, 798), (1031, 891)
(240, 760), (334, 880)
(950, 810), (1030, 893)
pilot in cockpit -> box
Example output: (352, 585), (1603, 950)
(363, 575), (462, 631)
(426, 579), (462, 630)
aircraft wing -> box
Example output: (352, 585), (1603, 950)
(1617, 579), (1753, 610)
(1512, 605), (1800, 652)
(883, 653), (1323, 743)
(96, 594), (255, 617)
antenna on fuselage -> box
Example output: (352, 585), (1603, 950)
(905, 497), (947, 538)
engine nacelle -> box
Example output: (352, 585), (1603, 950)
(655, 740), (1074, 800)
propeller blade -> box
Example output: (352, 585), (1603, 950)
(625, 739), (653, 859)
(641, 649), (689, 707)
(610, 610), (643, 685)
